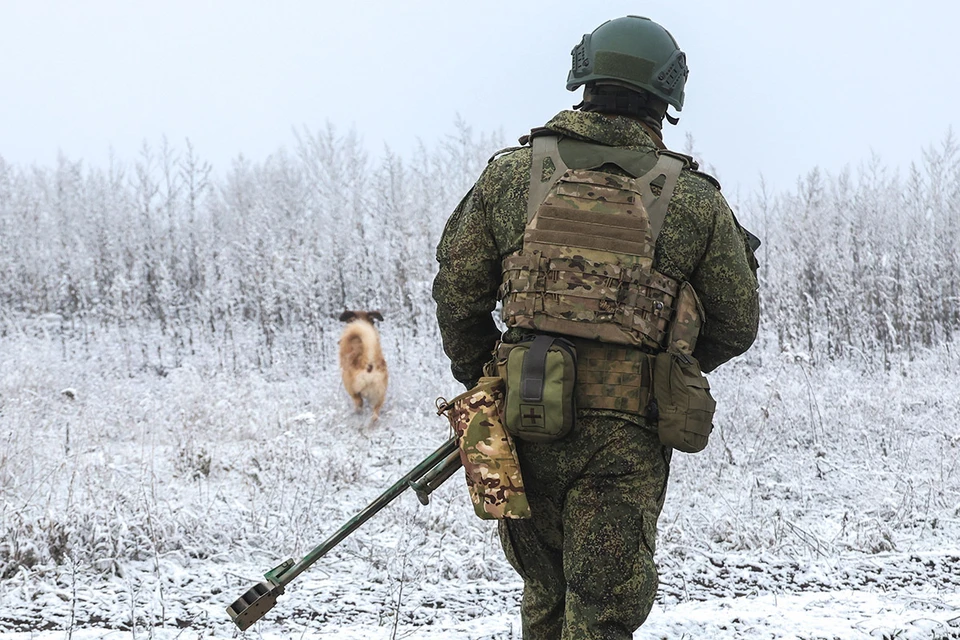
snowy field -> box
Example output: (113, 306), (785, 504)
(1, 319), (958, 640)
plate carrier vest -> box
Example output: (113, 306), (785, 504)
(498, 134), (702, 414)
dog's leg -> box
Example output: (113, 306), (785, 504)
(350, 393), (363, 413)
(371, 395), (384, 422)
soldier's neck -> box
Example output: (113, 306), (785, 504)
(598, 112), (667, 150)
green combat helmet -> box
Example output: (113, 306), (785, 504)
(567, 15), (688, 111)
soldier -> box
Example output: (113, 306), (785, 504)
(433, 15), (760, 640)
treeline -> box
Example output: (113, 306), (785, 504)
(740, 133), (960, 364)
(0, 122), (498, 360)
(1, 124), (958, 366)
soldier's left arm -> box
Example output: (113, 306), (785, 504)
(656, 176), (760, 373)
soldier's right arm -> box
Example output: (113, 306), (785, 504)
(432, 183), (502, 389)
(432, 149), (532, 388)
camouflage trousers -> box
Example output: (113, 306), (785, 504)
(498, 413), (671, 640)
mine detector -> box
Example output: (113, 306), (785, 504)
(226, 437), (461, 630)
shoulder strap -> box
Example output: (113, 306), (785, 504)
(527, 136), (568, 223)
(635, 152), (684, 241)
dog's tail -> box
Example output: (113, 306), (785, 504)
(341, 322), (387, 373)
(341, 330), (367, 370)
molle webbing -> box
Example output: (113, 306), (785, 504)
(503, 136), (685, 349)
(500, 250), (678, 348)
(572, 338), (653, 413)
(531, 173), (653, 255)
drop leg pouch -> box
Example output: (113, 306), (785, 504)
(438, 377), (531, 520)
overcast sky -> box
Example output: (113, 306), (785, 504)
(1, 0), (957, 195)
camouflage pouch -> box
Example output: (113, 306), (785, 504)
(649, 350), (716, 453)
(439, 377), (531, 520)
(496, 335), (577, 443)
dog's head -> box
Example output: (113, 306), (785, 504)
(339, 310), (384, 325)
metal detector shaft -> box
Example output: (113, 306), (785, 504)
(409, 449), (462, 505)
(279, 436), (458, 586)
(227, 437), (461, 630)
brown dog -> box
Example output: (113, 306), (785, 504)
(338, 310), (388, 421)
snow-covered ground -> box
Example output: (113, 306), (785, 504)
(2, 321), (959, 639)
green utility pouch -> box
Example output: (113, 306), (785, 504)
(649, 350), (716, 453)
(496, 335), (577, 443)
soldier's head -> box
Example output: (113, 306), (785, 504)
(567, 16), (688, 129)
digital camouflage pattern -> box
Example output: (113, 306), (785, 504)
(498, 414), (670, 639)
(433, 108), (759, 639)
(441, 377), (531, 520)
(501, 166), (679, 350)
(433, 109), (759, 391)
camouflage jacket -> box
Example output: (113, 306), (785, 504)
(433, 110), (760, 389)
